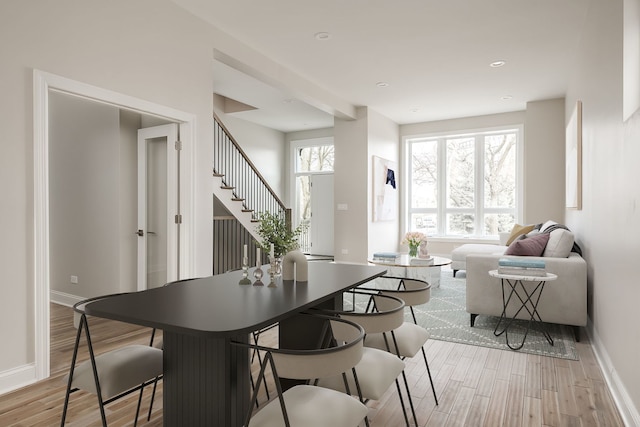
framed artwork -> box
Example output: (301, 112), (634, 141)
(566, 101), (582, 210)
(624, 0), (640, 121)
(372, 156), (397, 221)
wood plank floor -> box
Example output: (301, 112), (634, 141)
(0, 303), (625, 426)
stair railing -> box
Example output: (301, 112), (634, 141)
(213, 114), (289, 222)
(213, 114), (295, 274)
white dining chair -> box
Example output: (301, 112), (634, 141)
(60, 294), (163, 427)
(236, 313), (369, 427)
(316, 291), (418, 427)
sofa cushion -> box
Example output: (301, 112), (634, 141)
(543, 228), (575, 258)
(504, 232), (550, 256)
(505, 224), (535, 246)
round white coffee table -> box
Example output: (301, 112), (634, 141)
(369, 255), (451, 288)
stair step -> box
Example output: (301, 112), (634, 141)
(212, 172), (224, 177)
(220, 186), (234, 190)
(231, 198), (244, 202)
(242, 209), (254, 213)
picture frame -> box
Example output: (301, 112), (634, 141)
(624, 0), (640, 121)
(566, 101), (582, 210)
(372, 155), (398, 221)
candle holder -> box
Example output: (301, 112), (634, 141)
(239, 256), (251, 285)
(267, 256), (278, 287)
(253, 265), (264, 285)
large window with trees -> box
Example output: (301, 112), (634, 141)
(405, 126), (522, 239)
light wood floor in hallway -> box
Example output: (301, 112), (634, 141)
(0, 303), (625, 426)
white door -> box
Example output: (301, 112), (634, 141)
(309, 174), (334, 255)
(137, 124), (179, 290)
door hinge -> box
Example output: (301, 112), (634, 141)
(175, 140), (182, 151)
(175, 214), (183, 224)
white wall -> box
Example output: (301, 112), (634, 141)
(566, 0), (640, 423)
(367, 109), (401, 256)
(334, 108), (370, 262)
(0, 0), (216, 384)
(49, 92), (124, 298)
(523, 99), (566, 224)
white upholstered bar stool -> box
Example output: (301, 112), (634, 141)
(316, 292), (417, 427)
(363, 277), (439, 406)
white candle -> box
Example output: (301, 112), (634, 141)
(270, 243), (274, 259)
(243, 244), (247, 258)
(256, 247), (261, 267)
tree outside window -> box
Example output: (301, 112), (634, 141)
(407, 127), (520, 238)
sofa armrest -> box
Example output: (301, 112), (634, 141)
(466, 252), (587, 327)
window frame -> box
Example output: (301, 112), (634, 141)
(289, 137), (335, 229)
(402, 125), (524, 241)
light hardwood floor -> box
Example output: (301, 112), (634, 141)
(0, 303), (625, 426)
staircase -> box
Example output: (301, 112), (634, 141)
(212, 114), (292, 274)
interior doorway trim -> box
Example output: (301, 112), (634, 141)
(33, 69), (196, 382)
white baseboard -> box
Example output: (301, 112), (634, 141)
(50, 290), (84, 307)
(0, 363), (37, 396)
(587, 317), (640, 426)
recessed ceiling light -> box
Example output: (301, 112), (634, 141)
(501, 95), (513, 100)
(490, 60), (506, 68)
(376, 81), (389, 88)
(314, 32), (331, 40)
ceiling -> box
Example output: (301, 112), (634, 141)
(172, 0), (588, 133)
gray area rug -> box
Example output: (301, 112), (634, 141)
(411, 270), (579, 360)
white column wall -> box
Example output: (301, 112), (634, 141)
(566, 0), (640, 423)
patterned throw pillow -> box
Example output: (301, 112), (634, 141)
(504, 232), (550, 256)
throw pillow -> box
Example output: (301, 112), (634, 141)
(505, 223), (535, 246)
(540, 220), (558, 233)
(504, 232), (550, 256)
(543, 229), (575, 258)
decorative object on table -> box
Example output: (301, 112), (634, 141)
(402, 231), (427, 258)
(255, 212), (304, 277)
(565, 100), (582, 210)
(282, 249), (308, 282)
(372, 252), (400, 263)
(239, 244), (251, 285)
(419, 239), (430, 259)
(498, 257), (546, 276)
(372, 156), (398, 222)
(253, 247), (264, 285)
(267, 244), (279, 287)
(409, 257), (434, 266)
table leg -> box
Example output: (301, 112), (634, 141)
(493, 278), (554, 351)
(163, 331), (250, 427)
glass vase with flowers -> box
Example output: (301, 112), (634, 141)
(402, 231), (427, 258)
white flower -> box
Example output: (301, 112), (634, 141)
(402, 231), (427, 246)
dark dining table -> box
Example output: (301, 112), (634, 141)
(85, 262), (387, 427)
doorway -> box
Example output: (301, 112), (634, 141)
(34, 70), (195, 381)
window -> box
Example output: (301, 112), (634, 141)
(405, 127), (521, 238)
(291, 138), (334, 252)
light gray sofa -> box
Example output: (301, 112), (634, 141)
(466, 252), (587, 341)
